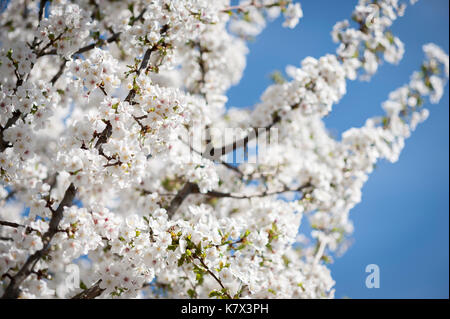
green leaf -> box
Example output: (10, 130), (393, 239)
(80, 281), (87, 290)
(187, 289), (196, 298)
(270, 71), (286, 84)
(209, 290), (221, 298)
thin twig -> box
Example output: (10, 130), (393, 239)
(0, 220), (38, 234)
(194, 255), (232, 299)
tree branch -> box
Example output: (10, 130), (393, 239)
(166, 182), (200, 218)
(0, 220), (38, 234)
(73, 31), (121, 56)
(1, 183), (77, 299)
(166, 180), (312, 218)
(204, 182), (311, 199)
(71, 280), (104, 299)
(50, 58), (68, 85)
(124, 46), (156, 103)
(202, 118), (279, 161)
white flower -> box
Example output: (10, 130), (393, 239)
(283, 3), (303, 29)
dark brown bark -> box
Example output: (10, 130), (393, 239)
(1, 183), (77, 299)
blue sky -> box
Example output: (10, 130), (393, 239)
(226, 0), (449, 298)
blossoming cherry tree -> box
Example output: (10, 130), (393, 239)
(0, 0), (448, 299)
